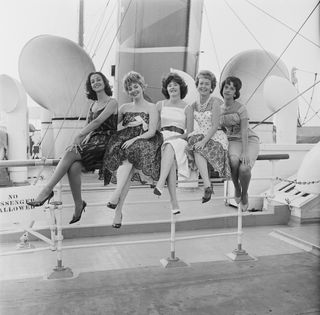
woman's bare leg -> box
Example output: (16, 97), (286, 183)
(67, 161), (84, 217)
(155, 144), (175, 190)
(109, 161), (133, 204)
(35, 150), (81, 201)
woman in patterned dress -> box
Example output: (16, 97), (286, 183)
(153, 72), (193, 215)
(27, 72), (118, 223)
(220, 76), (260, 211)
(186, 70), (230, 203)
(103, 71), (163, 227)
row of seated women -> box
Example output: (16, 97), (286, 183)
(27, 69), (260, 228)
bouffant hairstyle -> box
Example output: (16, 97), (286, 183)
(86, 72), (112, 100)
(123, 71), (146, 92)
(161, 72), (188, 99)
(195, 70), (217, 91)
(220, 76), (242, 100)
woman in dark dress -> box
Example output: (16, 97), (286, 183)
(27, 72), (118, 223)
(103, 71), (163, 228)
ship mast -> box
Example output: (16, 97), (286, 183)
(78, 0), (84, 48)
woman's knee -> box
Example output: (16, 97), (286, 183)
(229, 155), (240, 168)
(239, 163), (251, 176)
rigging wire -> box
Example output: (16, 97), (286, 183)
(90, 0), (117, 58)
(99, 0), (134, 71)
(233, 0), (320, 107)
(245, 0), (320, 49)
(302, 72), (318, 123)
(203, 3), (221, 73)
(252, 79), (320, 129)
(86, 0), (111, 53)
(223, 0), (290, 81)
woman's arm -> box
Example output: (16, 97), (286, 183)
(184, 104), (194, 139)
(239, 105), (250, 165)
(121, 103), (159, 149)
(78, 99), (118, 137)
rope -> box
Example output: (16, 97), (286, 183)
(301, 72), (318, 124)
(244, 0), (320, 49)
(223, 0), (290, 80)
(99, 0), (134, 71)
(86, 0), (111, 53)
(276, 177), (320, 185)
(252, 79), (320, 129)
(90, 0), (117, 58)
(239, 0), (319, 106)
(204, 3), (221, 73)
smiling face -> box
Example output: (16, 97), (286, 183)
(223, 81), (237, 100)
(127, 82), (143, 100)
(197, 77), (212, 97)
(167, 80), (181, 98)
(90, 73), (105, 93)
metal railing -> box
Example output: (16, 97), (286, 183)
(0, 153), (289, 278)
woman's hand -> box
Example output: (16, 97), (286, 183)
(127, 120), (142, 127)
(73, 134), (85, 145)
(121, 137), (139, 149)
(240, 152), (250, 166)
(194, 139), (207, 150)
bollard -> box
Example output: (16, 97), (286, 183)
(160, 211), (188, 268)
(227, 203), (255, 261)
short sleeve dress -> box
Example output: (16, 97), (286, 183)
(103, 112), (163, 182)
(186, 97), (231, 179)
(220, 103), (260, 167)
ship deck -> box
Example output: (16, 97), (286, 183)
(0, 173), (319, 314)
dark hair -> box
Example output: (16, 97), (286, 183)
(86, 72), (112, 100)
(161, 72), (188, 99)
(195, 70), (217, 92)
(220, 76), (242, 100)
(123, 71), (146, 92)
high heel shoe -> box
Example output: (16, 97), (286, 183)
(107, 199), (119, 209)
(234, 196), (241, 204)
(172, 209), (181, 215)
(240, 193), (249, 212)
(153, 187), (162, 196)
(27, 191), (54, 207)
(69, 201), (87, 224)
(202, 186), (214, 203)
(112, 213), (123, 229)
(240, 202), (249, 212)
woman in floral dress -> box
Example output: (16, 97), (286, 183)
(186, 70), (230, 203)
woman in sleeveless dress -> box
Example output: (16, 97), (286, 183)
(153, 72), (193, 215)
(27, 72), (118, 223)
(103, 71), (163, 227)
(220, 76), (260, 211)
(186, 70), (230, 203)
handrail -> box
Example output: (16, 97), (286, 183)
(0, 159), (60, 168)
(0, 154), (289, 168)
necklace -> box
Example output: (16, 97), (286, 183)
(198, 96), (212, 112)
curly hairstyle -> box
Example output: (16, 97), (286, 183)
(220, 76), (242, 100)
(195, 70), (217, 92)
(86, 72), (112, 100)
(161, 72), (188, 99)
(123, 71), (146, 92)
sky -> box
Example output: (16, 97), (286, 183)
(0, 0), (319, 126)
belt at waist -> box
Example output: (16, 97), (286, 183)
(161, 126), (184, 134)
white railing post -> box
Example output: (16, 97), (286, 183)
(47, 183), (74, 279)
(227, 203), (255, 261)
(160, 211), (188, 268)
